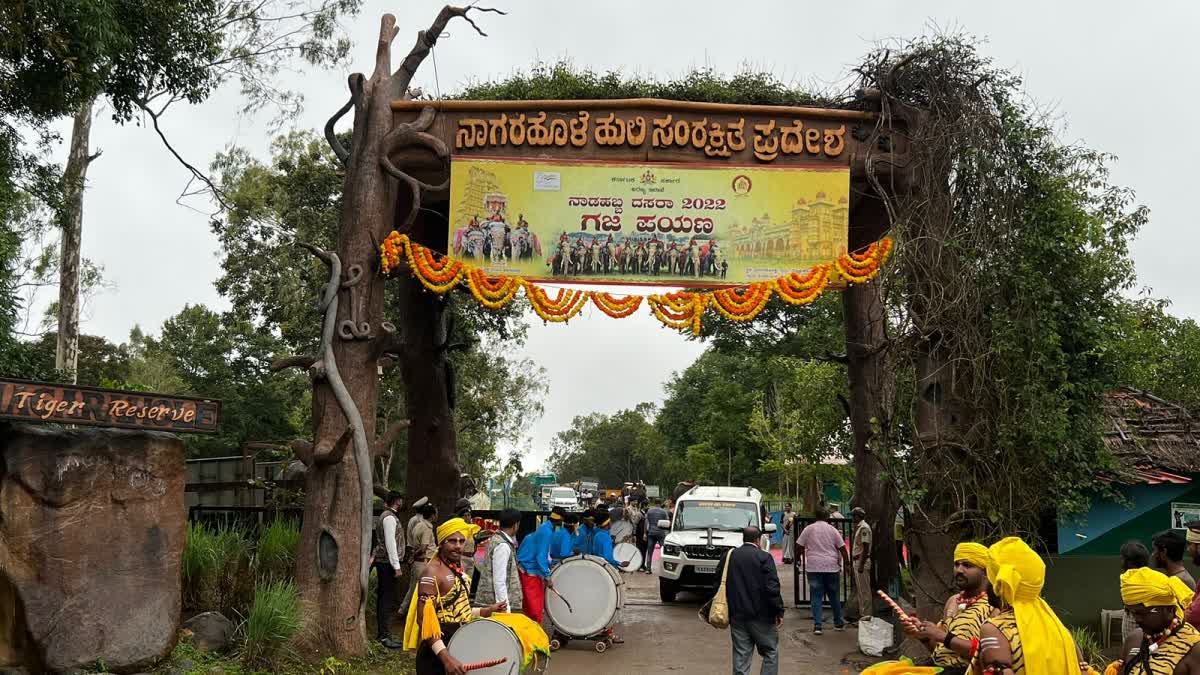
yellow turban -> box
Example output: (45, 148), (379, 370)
(954, 542), (991, 569)
(987, 537), (1080, 675)
(436, 517), (480, 545)
(1187, 528), (1200, 545)
(1120, 567), (1193, 620)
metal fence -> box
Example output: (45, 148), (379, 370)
(790, 516), (853, 608)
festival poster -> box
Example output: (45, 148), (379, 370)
(447, 157), (850, 287)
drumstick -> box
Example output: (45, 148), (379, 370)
(463, 657), (507, 671)
(549, 586), (574, 612)
(876, 590), (920, 627)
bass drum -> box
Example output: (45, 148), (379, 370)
(447, 618), (532, 674)
(613, 543), (643, 573)
(546, 556), (619, 638)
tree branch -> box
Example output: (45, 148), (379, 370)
(392, 5), (505, 96)
(137, 101), (230, 212)
(373, 419), (411, 458)
(324, 93), (354, 165)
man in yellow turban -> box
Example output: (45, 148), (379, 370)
(904, 542), (994, 674)
(404, 517), (507, 675)
(975, 537), (1084, 675)
(1112, 567), (1200, 675)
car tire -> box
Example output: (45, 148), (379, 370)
(659, 577), (678, 603)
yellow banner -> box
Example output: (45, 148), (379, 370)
(448, 157), (849, 287)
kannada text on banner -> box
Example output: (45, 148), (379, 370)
(448, 157), (850, 287)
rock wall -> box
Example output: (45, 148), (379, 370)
(0, 425), (185, 673)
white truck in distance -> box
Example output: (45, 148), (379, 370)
(656, 485), (775, 602)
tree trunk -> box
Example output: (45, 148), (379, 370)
(843, 280), (900, 603)
(399, 207), (460, 519)
(295, 18), (400, 657)
(55, 98), (96, 383)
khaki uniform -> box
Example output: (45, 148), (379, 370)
(852, 520), (873, 618)
(401, 518), (437, 613)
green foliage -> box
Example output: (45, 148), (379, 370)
(750, 357), (850, 500)
(459, 61), (830, 107)
(657, 350), (773, 487)
(238, 580), (302, 669)
(547, 403), (673, 488)
(1070, 626), (1104, 671)
(253, 519), (300, 583)
(1107, 296), (1200, 410)
(182, 521), (253, 614)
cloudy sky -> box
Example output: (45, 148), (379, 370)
(50, 0), (1198, 470)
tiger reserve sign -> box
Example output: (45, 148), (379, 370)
(0, 378), (220, 433)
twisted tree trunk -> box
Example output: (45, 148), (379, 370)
(292, 7), (498, 655)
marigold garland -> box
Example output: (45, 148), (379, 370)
(711, 283), (772, 323)
(378, 230), (892, 334)
(524, 281), (589, 323)
(773, 265), (831, 305)
(835, 238), (893, 284)
(591, 292), (643, 318)
(466, 268), (520, 310)
(406, 238), (464, 293)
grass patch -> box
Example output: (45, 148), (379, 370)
(159, 630), (415, 675)
(254, 519), (300, 582)
(183, 521), (254, 614)
(238, 579), (303, 669)
(1071, 625), (1105, 671)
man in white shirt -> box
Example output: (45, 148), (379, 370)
(475, 508), (523, 613)
(371, 491), (406, 648)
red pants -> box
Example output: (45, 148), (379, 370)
(518, 569), (546, 623)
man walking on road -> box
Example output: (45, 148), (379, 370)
(716, 526), (784, 675)
(644, 499), (669, 573)
(851, 507), (873, 620)
(796, 507), (849, 635)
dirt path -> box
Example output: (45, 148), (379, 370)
(542, 561), (883, 674)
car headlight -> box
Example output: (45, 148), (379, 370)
(663, 543), (680, 556)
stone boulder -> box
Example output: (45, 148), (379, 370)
(181, 612), (233, 653)
(0, 426), (186, 673)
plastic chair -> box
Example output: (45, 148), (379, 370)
(1100, 609), (1125, 648)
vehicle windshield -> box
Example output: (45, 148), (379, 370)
(675, 500), (759, 531)
(551, 488), (575, 499)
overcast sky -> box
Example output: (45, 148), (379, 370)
(50, 0), (1199, 471)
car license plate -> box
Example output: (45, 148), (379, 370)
(695, 565), (717, 574)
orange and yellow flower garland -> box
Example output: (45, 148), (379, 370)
(379, 232), (891, 335)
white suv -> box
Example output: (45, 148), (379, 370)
(657, 486), (775, 602)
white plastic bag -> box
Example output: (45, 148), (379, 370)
(857, 616), (893, 657)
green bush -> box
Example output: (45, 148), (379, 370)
(1071, 625), (1104, 671)
(182, 521), (253, 614)
(239, 580), (302, 668)
(254, 519), (300, 582)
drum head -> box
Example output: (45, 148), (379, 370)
(547, 557), (618, 637)
(613, 543), (643, 572)
(447, 619), (523, 674)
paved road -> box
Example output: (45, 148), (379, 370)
(542, 560), (881, 675)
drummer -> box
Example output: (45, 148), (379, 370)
(552, 512), (578, 567)
(517, 506), (564, 624)
(590, 509), (629, 644)
(573, 509), (597, 555)
(403, 517), (507, 675)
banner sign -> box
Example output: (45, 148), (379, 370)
(448, 157), (850, 286)
(0, 378), (220, 433)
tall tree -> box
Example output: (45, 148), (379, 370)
(547, 403), (672, 488)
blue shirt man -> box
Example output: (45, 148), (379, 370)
(590, 512), (628, 569)
(517, 510), (562, 579)
(573, 509), (596, 555)
(552, 513), (577, 565)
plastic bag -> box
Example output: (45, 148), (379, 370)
(857, 616), (894, 657)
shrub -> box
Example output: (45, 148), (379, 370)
(254, 519), (300, 582)
(182, 521), (252, 614)
(1071, 625), (1104, 671)
(239, 579), (302, 668)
